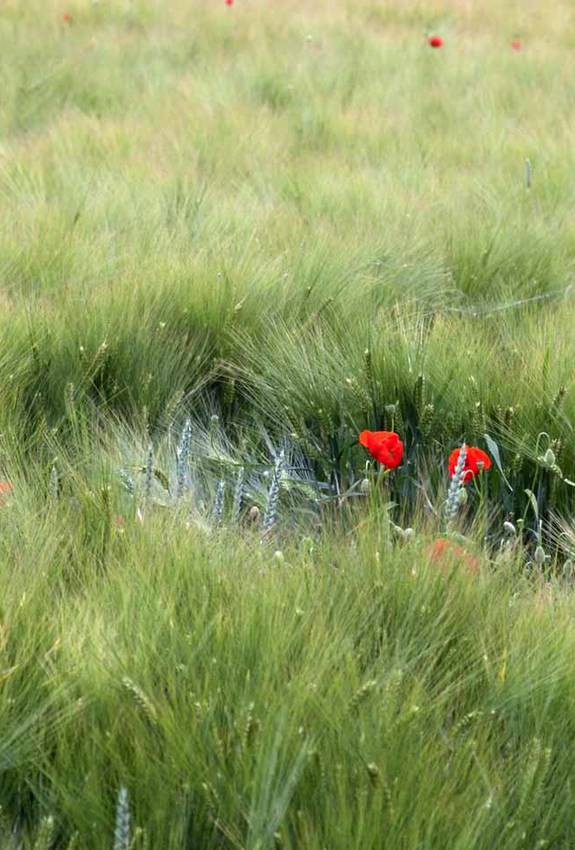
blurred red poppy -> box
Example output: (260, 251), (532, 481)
(448, 446), (491, 483)
(427, 538), (480, 575)
(511, 38), (522, 51)
(359, 431), (404, 469)
(0, 481), (13, 508)
(428, 35), (443, 48)
(63, 12), (72, 23)
(225, 0), (234, 5)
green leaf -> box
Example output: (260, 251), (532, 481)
(483, 433), (513, 491)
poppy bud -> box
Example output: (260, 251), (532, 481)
(428, 35), (443, 48)
(503, 521), (517, 536)
(366, 763), (380, 787)
(534, 545), (546, 567)
(360, 478), (370, 494)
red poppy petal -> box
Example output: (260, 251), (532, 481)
(359, 431), (372, 449)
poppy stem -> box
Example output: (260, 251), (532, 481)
(376, 466), (390, 488)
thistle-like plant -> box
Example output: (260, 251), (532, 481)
(175, 418), (192, 500)
(262, 450), (285, 535)
(49, 465), (59, 501)
(445, 443), (467, 521)
(120, 470), (135, 497)
(144, 444), (154, 503)
(114, 786), (131, 850)
(213, 480), (225, 527)
(232, 466), (245, 523)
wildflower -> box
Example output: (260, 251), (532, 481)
(359, 431), (404, 470)
(225, 0), (234, 5)
(427, 538), (480, 575)
(448, 446), (491, 483)
(428, 35), (444, 48)
(0, 481), (13, 508)
(511, 38), (522, 51)
(63, 12), (72, 23)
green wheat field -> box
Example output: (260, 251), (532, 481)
(2, 0), (575, 847)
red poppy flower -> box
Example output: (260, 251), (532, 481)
(0, 481), (13, 508)
(428, 35), (443, 48)
(448, 446), (492, 483)
(511, 38), (522, 51)
(225, 0), (234, 5)
(427, 538), (480, 575)
(359, 431), (404, 470)
(63, 12), (72, 23)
